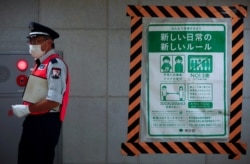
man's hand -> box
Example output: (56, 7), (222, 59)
(11, 105), (30, 118)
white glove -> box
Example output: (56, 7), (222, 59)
(11, 105), (30, 118)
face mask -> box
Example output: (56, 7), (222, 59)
(29, 44), (45, 59)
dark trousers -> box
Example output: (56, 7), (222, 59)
(18, 113), (62, 164)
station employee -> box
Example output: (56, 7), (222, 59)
(10, 22), (70, 164)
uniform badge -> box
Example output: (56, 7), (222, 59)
(38, 64), (46, 70)
(51, 68), (61, 79)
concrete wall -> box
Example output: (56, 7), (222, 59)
(0, 0), (249, 163)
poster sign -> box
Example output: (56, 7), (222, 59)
(147, 23), (228, 138)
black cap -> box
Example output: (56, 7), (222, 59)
(27, 22), (59, 40)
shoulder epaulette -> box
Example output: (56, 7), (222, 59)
(50, 58), (58, 64)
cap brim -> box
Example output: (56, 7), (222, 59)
(27, 31), (51, 38)
(26, 34), (51, 39)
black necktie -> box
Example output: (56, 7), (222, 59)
(35, 59), (41, 67)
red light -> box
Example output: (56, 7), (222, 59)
(17, 60), (28, 71)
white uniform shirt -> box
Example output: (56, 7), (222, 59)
(39, 49), (67, 104)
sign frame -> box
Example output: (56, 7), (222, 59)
(121, 5), (247, 160)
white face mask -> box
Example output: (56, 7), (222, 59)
(29, 44), (45, 59)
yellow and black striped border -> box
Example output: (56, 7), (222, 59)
(121, 5), (247, 160)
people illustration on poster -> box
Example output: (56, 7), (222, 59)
(160, 84), (185, 101)
(161, 56), (172, 72)
(161, 55), (185, 73)
(174, 56), (183, 73)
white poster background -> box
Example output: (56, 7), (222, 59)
(141, 19), (231, 141)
